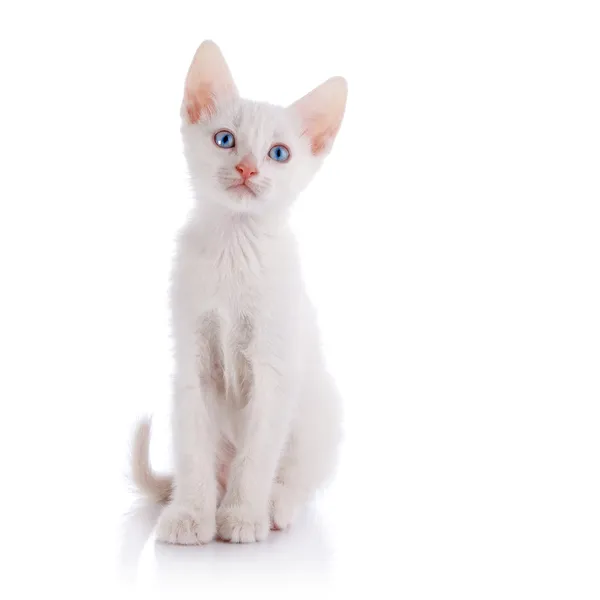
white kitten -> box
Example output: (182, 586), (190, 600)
(130, 40), (347, 544)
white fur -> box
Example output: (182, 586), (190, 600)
(131, 41), (346, 544)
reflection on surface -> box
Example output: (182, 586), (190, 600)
(117, 499), (162, 585)
(118, 499), (333, 590)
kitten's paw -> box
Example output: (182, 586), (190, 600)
(270, 483), (300, 531)
(156, 504), (216, 545)
(216, 504), (269, 543)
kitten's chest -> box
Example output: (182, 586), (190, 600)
(205, 236), (261, 314)
(177, 217), (280, 319)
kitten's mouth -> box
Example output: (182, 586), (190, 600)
(227, 181), (257, 197)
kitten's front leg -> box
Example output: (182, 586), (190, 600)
(156, 324), (221, 545)
(217, 355), (295, 543)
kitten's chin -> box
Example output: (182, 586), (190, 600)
(202, 190), (264, 215)
(227, 182), (257, 198)
(195, 184), (288, 215)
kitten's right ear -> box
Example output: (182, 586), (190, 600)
(183, 40), (238, 124)
(289, 76), (347, 155)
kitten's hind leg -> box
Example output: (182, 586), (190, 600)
(270, 371), (342, 531)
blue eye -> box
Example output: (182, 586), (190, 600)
(214, 130), (235, 148)
(268, 144), (290, 162)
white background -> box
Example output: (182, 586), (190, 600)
(0, 1), (599, 598)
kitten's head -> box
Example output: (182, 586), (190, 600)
(181, 41), (347, 214)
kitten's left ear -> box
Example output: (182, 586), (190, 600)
(289, 76), (348, 155)
(183, 40), (238, 124)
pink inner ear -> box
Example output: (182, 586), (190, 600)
(185, 84), (216, 124)
(291, 77), (347, 155)
(302, 114), (342, 155)
(307, 121), (341, 155)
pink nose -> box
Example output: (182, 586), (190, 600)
(236, 159), (258, 180)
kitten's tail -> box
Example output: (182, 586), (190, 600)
(130, 417), (173, 504)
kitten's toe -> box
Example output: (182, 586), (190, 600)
(216, 504), (269, 543)
(270, 483), (300, 531)
(156, 504), (215, 545)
